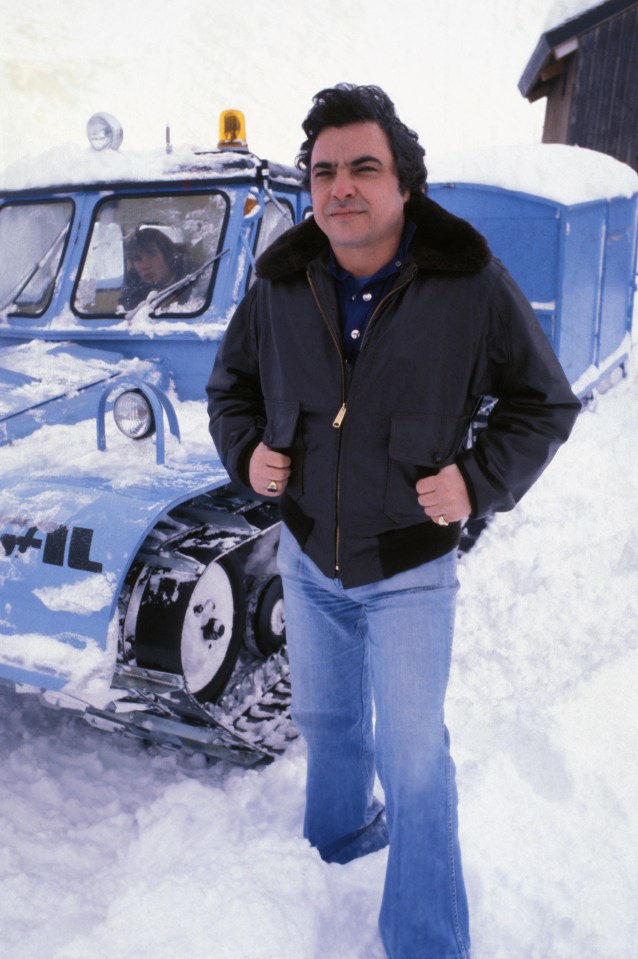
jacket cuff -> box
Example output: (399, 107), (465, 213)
(456, 449), (516, 519)
(454, 455), (479, 518)
(235, 437), (262, 489)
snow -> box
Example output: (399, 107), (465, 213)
(429, 143), (638, 204)
(543, 0), (609, 30)
(0, 387), (218, 493)
(0, 144), (264, 193)
(0, 630), (107, 685)
(0, 342), (147, 417)
(33, 573), (116, 615)
(0, 356), (636, 958)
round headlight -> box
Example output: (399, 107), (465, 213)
(87, 112), (123, 151)
(113, 390), (155, 440)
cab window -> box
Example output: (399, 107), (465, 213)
(0, 200), (73, 317)
(73, 192), (228, 317)
(248, 198), (293, 287)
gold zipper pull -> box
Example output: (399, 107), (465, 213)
(332, 403), (347, 428)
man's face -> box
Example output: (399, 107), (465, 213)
(310, 121), (409, 275)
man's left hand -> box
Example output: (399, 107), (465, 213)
(416, 464), (472, 525)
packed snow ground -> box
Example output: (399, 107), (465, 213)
(1, 353), (636, 959)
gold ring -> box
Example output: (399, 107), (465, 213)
(267, 481), (278, 492)
(437, 515), (449, 527)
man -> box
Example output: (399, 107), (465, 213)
(207, 84), (580, 959)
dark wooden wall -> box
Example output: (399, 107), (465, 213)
(542, 5), (638, 171)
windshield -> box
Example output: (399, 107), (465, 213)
(74, 192), (228, 318)
(0, 200), (73, 316)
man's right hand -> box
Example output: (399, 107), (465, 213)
(249, 441), (292, 497)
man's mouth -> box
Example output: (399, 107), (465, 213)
(328, 208), (364, 218)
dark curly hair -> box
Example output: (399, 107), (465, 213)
(125, 227), (182, 274)
(296, 84), (427, 200)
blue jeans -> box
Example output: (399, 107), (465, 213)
(277, 524), (470, 959)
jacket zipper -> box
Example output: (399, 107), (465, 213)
(307, 265), (416, 574)
(307, 271), (347, 415)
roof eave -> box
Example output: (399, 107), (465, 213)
(518, 0), (638, 100)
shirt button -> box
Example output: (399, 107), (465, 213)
(351, 329), (360, 339)
(362, 292), (372, 301)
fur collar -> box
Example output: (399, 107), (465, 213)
(256, 194), (491, 281)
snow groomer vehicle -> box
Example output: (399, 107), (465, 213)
(1, 114), (636, 766)
(0, 111), (311, 765)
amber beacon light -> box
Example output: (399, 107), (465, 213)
(218, 109), (248, 150)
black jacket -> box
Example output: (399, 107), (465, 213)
(207, 195), (580, 587)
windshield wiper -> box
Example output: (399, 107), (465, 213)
(0, 221), (71, 313)
(125, 248), (229, 321)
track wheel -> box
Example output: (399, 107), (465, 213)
(254, 576), (286, 656)
(134, 556), (245, 702)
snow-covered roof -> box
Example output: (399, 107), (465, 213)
(0, 143), (303, 194)
(428, 143), (638, 205)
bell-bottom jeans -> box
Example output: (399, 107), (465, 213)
(277, 523), (470, 959)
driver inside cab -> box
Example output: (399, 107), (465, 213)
(119, 227), (184, 310)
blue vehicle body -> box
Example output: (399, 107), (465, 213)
(430, 172), (638, 397)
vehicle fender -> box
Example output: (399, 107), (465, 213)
(0, 475), (225, 696)
(0, 340), (167, 445)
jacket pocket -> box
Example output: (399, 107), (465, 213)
(263, 399), (304, 497)
(384, 412), (468, 524)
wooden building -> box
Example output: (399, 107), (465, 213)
(519, 0), (638, 171)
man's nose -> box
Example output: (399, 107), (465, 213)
(332, 169), (355, 200)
